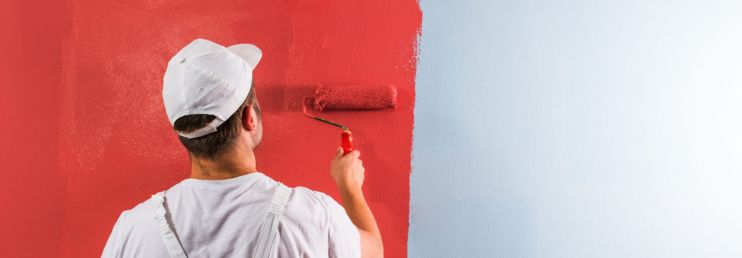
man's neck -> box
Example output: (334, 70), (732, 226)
(189, 145), (257, 180)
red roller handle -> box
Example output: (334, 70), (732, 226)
(341, 131), (353, 154)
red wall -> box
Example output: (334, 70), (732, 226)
(0, 0), (420, 257)
(0, 0), (68, 257)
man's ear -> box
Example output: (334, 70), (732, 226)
(241, 104), (256, 132)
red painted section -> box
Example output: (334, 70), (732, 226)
(0, 1), (68, 257)
(0, 0), (420, 257)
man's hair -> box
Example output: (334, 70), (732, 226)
(173, 85), (260, 159)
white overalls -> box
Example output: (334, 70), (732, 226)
(150, 183), (292, 258)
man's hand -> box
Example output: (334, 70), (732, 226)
(330, 148), (365, 192)
(329, 147), (383, 258)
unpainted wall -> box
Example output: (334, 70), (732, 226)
(410, 0), (742, 257)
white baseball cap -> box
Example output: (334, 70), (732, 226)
(163, 38), (262, 139)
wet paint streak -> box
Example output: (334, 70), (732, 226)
(45, 0), (421, 257)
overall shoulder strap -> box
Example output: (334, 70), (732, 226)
(253, 183), (292, 258)
(151, 192), (188, 258)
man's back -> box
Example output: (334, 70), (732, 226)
(102, 172), (360, 258)
(103, 38), (383, 257)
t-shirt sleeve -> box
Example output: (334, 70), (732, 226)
(320, 194), (361, 258)
(101, 210), (131, 258)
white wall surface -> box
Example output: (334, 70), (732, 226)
(410, 1), (742, 257)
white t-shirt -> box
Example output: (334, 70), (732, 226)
(101, 172), (360, 258)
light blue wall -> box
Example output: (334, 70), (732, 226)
(410, 1), (742, 257)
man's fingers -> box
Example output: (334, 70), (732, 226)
(335, 147), (344, 158)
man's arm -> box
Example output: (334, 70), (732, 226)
(330, 148), (384, 258)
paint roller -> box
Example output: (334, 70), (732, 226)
(303, 84), (397, 154)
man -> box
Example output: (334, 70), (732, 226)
(102, 38), (383, 258)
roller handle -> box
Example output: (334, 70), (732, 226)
(341, 131), (354, 154)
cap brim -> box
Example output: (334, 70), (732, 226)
(227, 44), (262, 69)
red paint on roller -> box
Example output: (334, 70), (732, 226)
(307, 84), (396, 156)
(314, 84), (398, 111)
